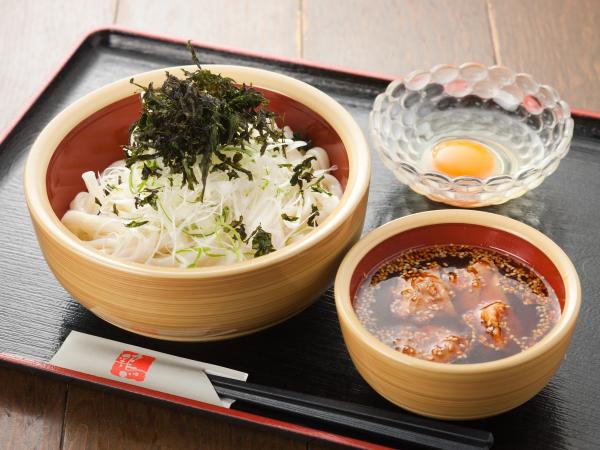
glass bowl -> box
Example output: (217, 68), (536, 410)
(369, 63), (574, 207)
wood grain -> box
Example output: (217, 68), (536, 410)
(0, 366), (67, 450)
(0, 0), (116, 134)
(302, 0), (495, 76)
(116, 0), (300, 58)
(62, 384), (307, 450)
(488, 0), (600, 110)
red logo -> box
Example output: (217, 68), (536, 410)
(110, 351), (155, 382)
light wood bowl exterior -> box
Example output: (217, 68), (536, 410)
(24, 65), (370, 341)
(335, 210), (581, 419)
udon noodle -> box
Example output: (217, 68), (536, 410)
(62, 125), (342, 267)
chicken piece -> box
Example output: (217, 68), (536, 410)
(456, 259), (513, 312)
(445, 268), (481, 311)
(390, 325), (471, 363)
(430, 334), (471, 363)
(472, 260), (513, 306)
(398, 344), (417, 357)
(447, 267), (480, 290)
(480, 301), (509, 344)
(463, 297), (520, 351)
(474, 259), (527, 341)
(391, 271), (456, 322)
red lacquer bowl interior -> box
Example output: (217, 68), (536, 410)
(47, 89), (349, 218)
(349, 223), (566, 309)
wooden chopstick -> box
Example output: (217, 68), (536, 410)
(208, 374), (493, 450)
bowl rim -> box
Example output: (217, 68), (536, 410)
(334, 209), (581, 374)
(24, 64), (370, 278)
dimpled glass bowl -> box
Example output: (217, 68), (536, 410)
(369, 63), (574, 207)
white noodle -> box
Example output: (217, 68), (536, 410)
(62, 125), (342, 268)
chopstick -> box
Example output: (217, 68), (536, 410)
(208, 374), (493, 450)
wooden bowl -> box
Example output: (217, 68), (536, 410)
(24, 65), (370, 341)
(334, 210), (580, 419)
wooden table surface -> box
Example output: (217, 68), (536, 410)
(1, 1), (599, 448)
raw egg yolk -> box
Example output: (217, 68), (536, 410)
(432, 139), (496, 178)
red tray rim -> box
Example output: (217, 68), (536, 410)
(1, 25), (598, 450)
(0, 353), (387, 450)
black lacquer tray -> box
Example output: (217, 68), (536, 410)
(1, 29), (599, 449)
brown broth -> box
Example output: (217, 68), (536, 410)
(353, 245), (561, 364)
